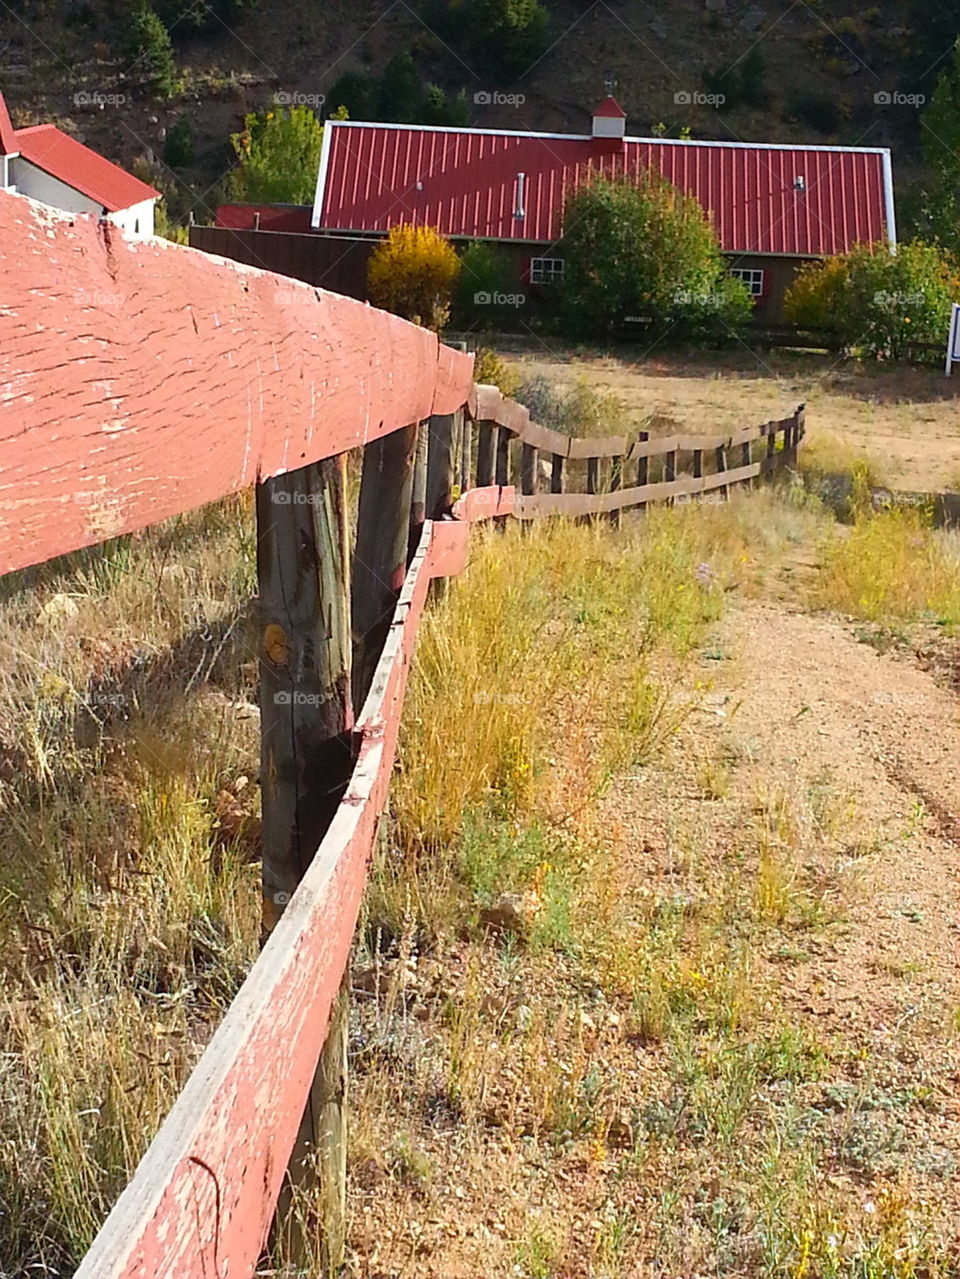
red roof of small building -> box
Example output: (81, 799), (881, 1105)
(216, 203), (314, 233)
(0, 93), (15, 154)
(312, 120), (895, 258)
(0, 92), (159, 212)
(593, 97), (627, 119)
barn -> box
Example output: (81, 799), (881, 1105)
(308, 98), (896, 324)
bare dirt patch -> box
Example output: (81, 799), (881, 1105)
(505, 346), (960, 493)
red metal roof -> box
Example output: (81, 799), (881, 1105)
(216, 203), (314, 233)
(313, 121), (894, 258)
(0, 93), (15, 154)
(0, 92), (158, 212)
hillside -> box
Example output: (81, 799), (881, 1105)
(0, 0), (949, 230)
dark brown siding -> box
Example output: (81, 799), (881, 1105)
(189, 227), (375, 300)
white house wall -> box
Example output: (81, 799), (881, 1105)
(10, 157), (101, 216)
(8, 157), (155, 239)
(107, 197), (154, 239)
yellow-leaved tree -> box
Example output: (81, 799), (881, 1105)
(367, 224), (461, 331)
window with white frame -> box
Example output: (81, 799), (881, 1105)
(530, 256), (565, 284)
(729, 267), (765, 297)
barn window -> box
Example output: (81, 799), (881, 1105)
(730, 267), (765, 296)
(530, 257), (565, 284)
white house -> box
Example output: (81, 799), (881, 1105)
(0, 91), (159, 238)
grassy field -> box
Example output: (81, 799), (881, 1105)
(1, 354), (960, 1276)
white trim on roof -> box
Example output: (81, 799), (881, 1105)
(881, 149), (898, 250)
(312, 121), (334, 229)
(320, 116), (891, 155)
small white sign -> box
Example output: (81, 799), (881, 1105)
(946, 303), (960, 375)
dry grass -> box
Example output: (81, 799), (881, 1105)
(0, 501), (261, 1272)
(1, 401), (958, 1277)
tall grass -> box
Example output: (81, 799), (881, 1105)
(815, 470), (960, 626)
(0, 498), (260, 1272)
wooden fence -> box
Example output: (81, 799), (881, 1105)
(0, 189), (804, 1279)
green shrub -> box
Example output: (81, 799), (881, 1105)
(228, 105), (324, 204)
(163, 114), (193, 169)
(420, 0), (548, 79)
(786, 240), (960, 360)
(454, 241), (518, 326)
(558, 172), (754, 340)
(123, 2), (175, 96)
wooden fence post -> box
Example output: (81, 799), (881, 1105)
(426, 411), (457, 520)
(715, 440), (729, 500)
(610, 453), (622, 527)
(664, 445), (677, 504)
(636, 430), (649, 498)
(476, 422), (495, 487)
(408, 420), (429, 562)
(495, 427), (511, 487)
(460, 412), (473, 493)
(551, 453), (564, 494)
(256, 456), (355, 1273)
(521, 442), (539, 496)
(586, 456), (599, 496)
(352, 423), (418, 713)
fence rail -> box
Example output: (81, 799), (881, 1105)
(0, 189), (805, 1279)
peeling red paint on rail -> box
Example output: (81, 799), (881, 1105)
(73, 520), (457, 1279)
(0, 193), (473, 577)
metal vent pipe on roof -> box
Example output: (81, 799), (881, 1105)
(514, 171), (526, 219)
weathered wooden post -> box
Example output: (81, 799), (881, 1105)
(353, 423), (418, 712)
(256, 455), (355, 1272)
(476, 421), (496, 487)
(610, 452), (622, 527)
(520, 441), (539, 496)
(460, 412), (473, 493)
(586, 455), (599, 497)
(408, 419), (429, 562)
(635, 430), (649, 485)
(495, 426), (511, 487)
(664, 444), (678, 504)
(715, 439), (729, 500)
(426, 411), (458, 520)
(551, 453), (564, 494)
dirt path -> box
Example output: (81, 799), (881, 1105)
(702, 597), (960, 1039)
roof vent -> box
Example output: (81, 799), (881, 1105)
(513, 171), (526, 219)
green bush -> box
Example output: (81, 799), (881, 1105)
(784, 240), (960, 360)
(228, 105), (324, 204)
(420, 0), (549, 79)
(558, 172), (754, 341)
(123, 2), (175, 96)
(453, 241), (517, 326)
(327, 61), (468, 124)
(163, 115), (193, 169)
(703, 46), (767, 111)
